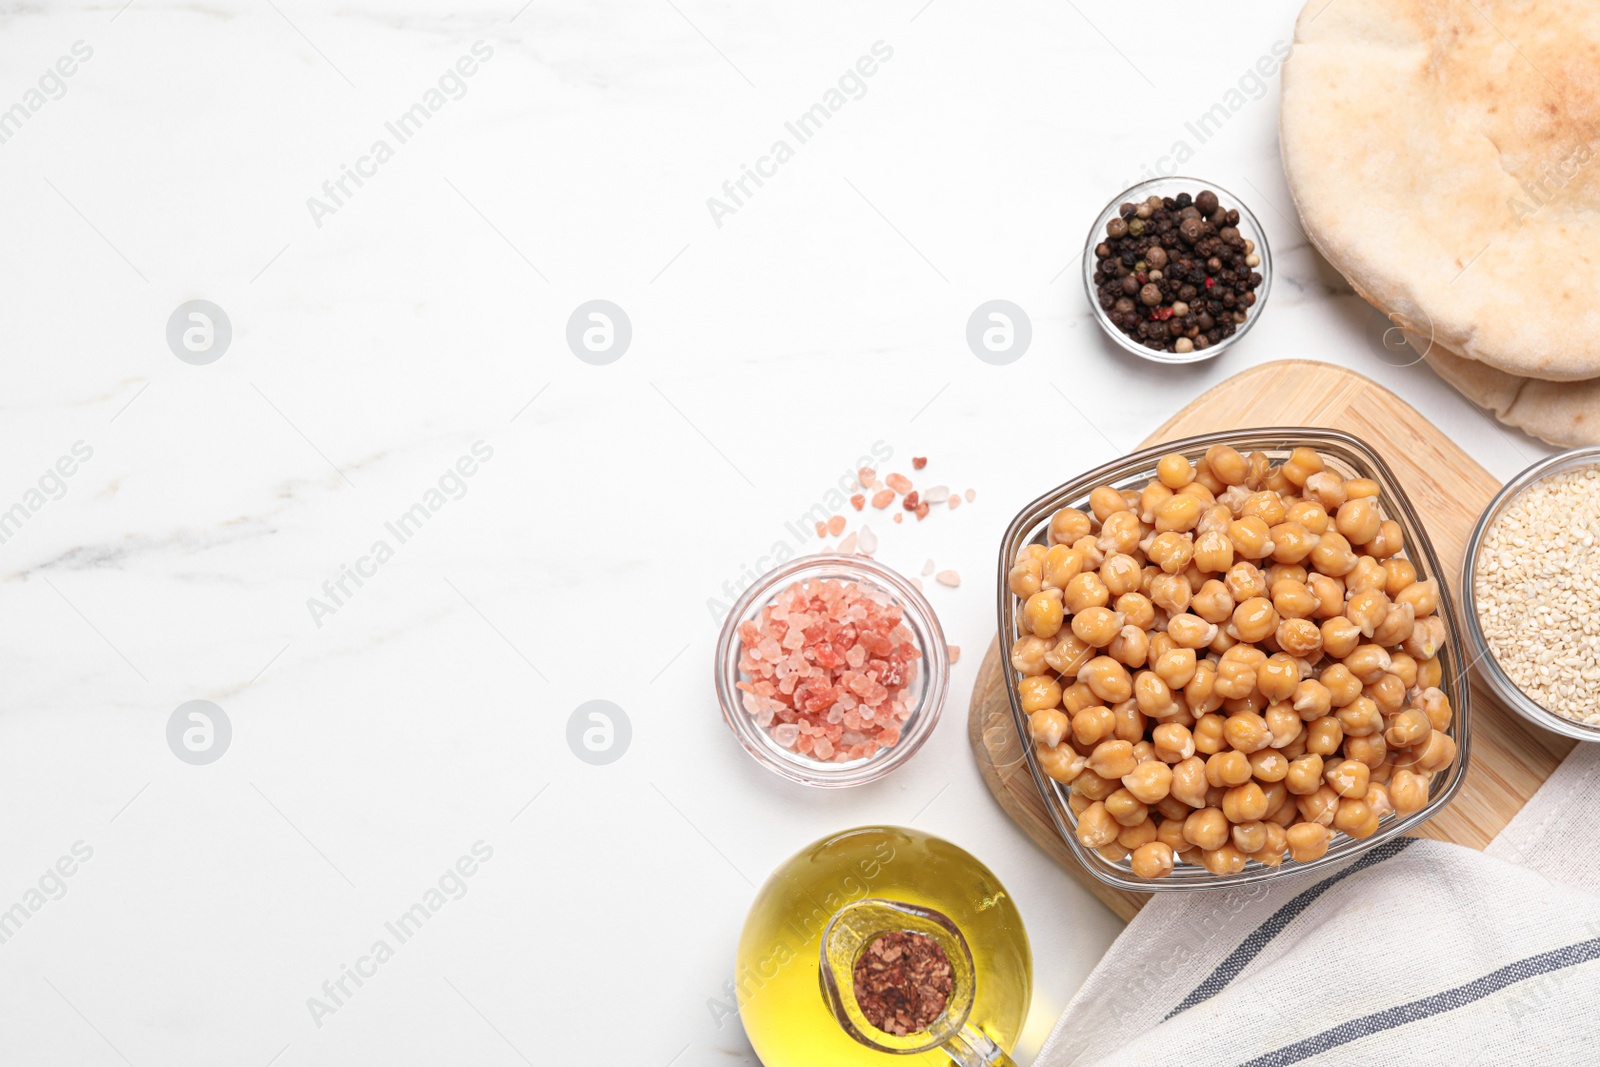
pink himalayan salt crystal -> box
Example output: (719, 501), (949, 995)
(859, 467), (877, 488)
(871, 489), (895, 509)
(922, 559), (935, 576)
(893, 513), (903, 524)
(838, 531), (859, 555)
(923, 485), (950, 504)
(936, 570), (960, 587)
(885, 472), (914, 494)
(858, 526), (878, 553)
(948, 496), (962, 510)
(734, 576), (921, 764)
(964, 488), (976, 502)
(948, 645), (961, 664)
(827, 514), (847, 536)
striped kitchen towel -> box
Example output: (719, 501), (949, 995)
(1036, 745), (1600, 1067)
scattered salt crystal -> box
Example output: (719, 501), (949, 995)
(827, 514), (846, 536)
(964, 489), (976, 502)
(850, 494), (865, 511)
(814, 520), (828, 537)
(936, 570), (961, 587)
(871, 489), (895, 509)
(886, 473), (914, 494)
(838, 531), (858, 554)
(948, 645), (961, 664)
(923, 485), (950, 504)
(893, 513), (903, 524)
(948, 496), (962, 510)
(773, 724), (800, 747)
(859, 467), (877, 488)
(912, 457), (927, 470)
(922, 559), (935, 576)
(858, 526), (878, 553)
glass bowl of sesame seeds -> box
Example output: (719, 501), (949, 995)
(1463, 446), (1600, 742)
(715, 555), (950, 787)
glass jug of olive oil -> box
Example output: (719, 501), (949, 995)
(736, 826), (1031, 1066)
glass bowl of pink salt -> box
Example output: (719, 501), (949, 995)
(715, 555), (950, 788)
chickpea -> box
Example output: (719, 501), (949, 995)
(1087, 485), (1127, 523)
(1223, 712), (1272, 754)
(1225, 691), (1267, 717)
(1192, 529), (1234, 573)
(1155, 816), (1195, 854)
(1388, 652), (1419, 689)
(1095, 843), (1131, 863)
(1086, 739), (1137, 779)
(1193, 713), (1227, 757)
(1131, 670), (1174, 716)
(1379, 556), (1416, 596)
(1297, 784), (1341, 826)
(1369, 602), (1415, 647)
(1204, 444), (1249, 486)
(1306, 716), (1344, 756)
(1286, 822), (1332, 863)
(1338, 696), (1384, 738)
(1389, 768), (1431, 815)
(1063, 682), (1097, 714)
(1403, 616), (1447, 662)
(1025, 702), (1068, 745)
(1343, 644), (1393, 685)
(1254, 654), (1297, 702)
(1073, 772), (1113, 804)
(1364, 782), (1394, 820)
(1288, 499), (1332, 535)
(1116, 820), (1159, 855)
(1122, 759), (1174, 804)
(1229, 597), (1279, 643)
(1292, 679), (1332, 721)
(1189, 580), (1235, 625)
(1199, 843), (1248, 875)
(1241, 492), (1288, 529)
(1169, 756), (1209, 807)
(1228, 516), (1275, 560)
(1418, 688), (1453, 732)
(1097, 554), (1140, 597)
(1068, 786), (1093, 815)
(1225, 561), (1268, 601)
(1367, 519), (1404, 559)
(1231, 820), (1269, 854)
(1107, 625), (1151, 669)
(1183, 807), (1231, 850)
(1308, 573), (1346, 619)
(1277, 618), (1323, 659)
(1146, 532), (1195, 575)
(1130, 841), (1176, 879)
(1072, 534), (1105, 570)
(1140, 651), (1193, 697)
(1285, 753), (1325, 795)
(1335, 498), (1382, 546)
(1250, 748), (1289, 783)
(1050, 507), (1092, 545)
(1076, 801), (1118, 847)
(1186, 661), (1223, 715)
(1346, 588), (1390, 638)
(1166, 613), (1217, 650)
(1324, 758), (1370, 799)
(1024, 589), (1065, 638)
(1271, 446), (1318, 486)
(1265, 702), (1302, 749)
(1214, 658), (1257, 701)
(1150, 722), (1196, 763)
(1016, 675), (1061, 713)
(1041, 544), (1085, 591)
(1035, 741), (1086, 783)
(1223, 781), (1269, 822)
(1104, 787), (1149, 827)
(1081, 656), (1134, 704)
(1270, 577), (1319, 620)
(1097, 511), (1144, 556)
(1268, 521), (1319, 566)
(1345, 555), (1385, 593)
(1344, 733), (1388, 769)
(1070, 606), (1123, 648)
(1040, 634), (1090, 679)
(1303, 470), (1347, 510)
(1206, 749), (1254, 788)
(1255, 823), (1288, 866)
(1112, 700), (1147, 744)
(1334, 796), (1381, 838)
(1010, 635), (1050, 676)
(1009, 556), (1043, 598)
(1139, 482), (1173, 525)
(1071, 704), (1116, 747)
(1395, 577), (1440, 618)
(1310, 530), (1359, 576)
(1414, 729), (1457, 773)
(1367, 674), (1407, 714)
(1318, 617), (1359, 660)
(1321, 663), (1363, 707)
(1110, 592), (1155, 631)
(1154, 493), (1204, 534)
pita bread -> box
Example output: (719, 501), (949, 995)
(1411, 332), (1600, 445)
(1282, 0), (1600, 382)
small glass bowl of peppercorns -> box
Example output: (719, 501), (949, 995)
(1083, 177), (1271, 364)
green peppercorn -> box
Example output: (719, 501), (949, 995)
(1128, 218), (1145, 236)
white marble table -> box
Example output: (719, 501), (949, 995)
(0, 2), (1550, 1064)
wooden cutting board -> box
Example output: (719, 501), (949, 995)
(968, 360), (1575, 921)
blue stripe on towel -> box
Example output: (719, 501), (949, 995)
(1165, 836), (1419, 1020)
(1236, 936), (1600, 1067)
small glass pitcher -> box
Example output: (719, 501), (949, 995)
(819, 899), (1017, 1067)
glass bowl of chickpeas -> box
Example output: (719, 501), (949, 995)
(995, 429), (1470, 891)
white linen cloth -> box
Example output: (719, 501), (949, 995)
(1036, 745), (1600, 1067)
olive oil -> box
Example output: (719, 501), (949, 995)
(736, 826), (1031, 1066)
